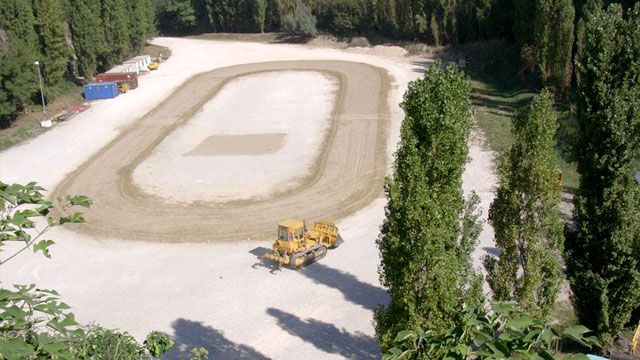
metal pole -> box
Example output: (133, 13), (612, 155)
(34, 61), (46, 121)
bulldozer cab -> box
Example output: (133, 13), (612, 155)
(278, 219), (305, 242)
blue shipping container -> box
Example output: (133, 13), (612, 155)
(84, 82), (118, 100)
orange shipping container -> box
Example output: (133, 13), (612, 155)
(95, 72), (138, 89)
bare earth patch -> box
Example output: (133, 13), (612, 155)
(132, 70), (337, 203)
(186, 133), (286, 156)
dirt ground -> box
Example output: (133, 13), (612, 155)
(0, 37), (498, 359)
(133, 70), (337, 203)
(52, 60), (391, 241)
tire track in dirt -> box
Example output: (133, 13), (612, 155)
(53, 60), (391, 242)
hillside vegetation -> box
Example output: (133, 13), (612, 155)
(0, 0), (156, 128)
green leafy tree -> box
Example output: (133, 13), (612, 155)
(126, 1), (152, 53)
(330, 0), (366, 35)
(533, 0), (575, 92)
(100, 0), (132, 66)
(144, 331), (175, 358)
(0, 42), (39, 128)
(74, 327), (173, 359)
(0, 182), (90, 359)
(375, 0), (396, 35)
(282, 0), (317, 37)
(375, 62), (483, 352)
(68, 0), (105, 79)
(565, 3), (640, 348)
(264, 0), (282, 31)
(251, 0), (268, 32)
(0, 0), (40, 54)
(0, 182), (177, 359)
(514, 0), (535, 47)
(141, 0), (158, 38)
(156, 0), (197, 33)
(32, 0), (71, 88)
(483, 90), (564, 317)
(383, 301), (599, 360)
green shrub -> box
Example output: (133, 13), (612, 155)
(282, 0), (317, 37)
(383, 301), (600, 360)
(330, 0), (365, 35)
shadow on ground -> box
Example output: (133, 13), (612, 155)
(482, 246), (502, 257)
(299, 262), (389, 311)
(249, 246), (281, 273)
(267, 308), (380, 360)
(162, 319), (271, 360)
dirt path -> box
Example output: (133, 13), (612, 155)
(53, 61), (391, 242)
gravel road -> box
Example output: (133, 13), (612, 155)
(0, 38), (498, 359)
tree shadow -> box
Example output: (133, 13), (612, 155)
(411, 59), (445, 73)
(266, 308), (380, 360)
(269, 33), (312, 44)
(482, 246), (502, 257)
(249, 246), (281, 274)
(470, 94), (532, 113)
(162, 318), (271, 360)
(299, 262), (388, 311)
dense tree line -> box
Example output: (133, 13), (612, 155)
(0, 0), (156, 128)
(378, 1), (640, 353)
(155, 0), (636, 96)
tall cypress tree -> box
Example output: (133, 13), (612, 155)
(0, 0), (40, 123)
(0, 0), (40, 54)
(141, 0), (157, 38)
(100, 0), (131, 67)
(375, 62), (482, 352)
(69, 0), (105, 78)
(126, 0), (155, 52)
(565, 3), (640, 347)
(0, 42), (39, 127)
(32, 0), (70, 88)
(484, 89), (564, 317)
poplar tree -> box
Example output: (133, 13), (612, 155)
(32, 0), (70, 88)
(565, 3), (640, 347)
(484, 90), (564, 317)
(533, 0), (575, 92)
(375, 62), (483, 351)
(252, 0), (267, 32)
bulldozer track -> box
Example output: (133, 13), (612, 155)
(53, 60), (391, 242)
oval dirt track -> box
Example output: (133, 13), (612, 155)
(54, 60), (391, 242)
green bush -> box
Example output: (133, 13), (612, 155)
(383, 301), (600, 360)
(282, 0), (318, 37)
(330, 0), (365, 35)
(0, 182), (175, 360)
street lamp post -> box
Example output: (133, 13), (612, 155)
(34, 61), (51, 127)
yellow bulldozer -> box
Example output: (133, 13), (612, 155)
(263, 219), (339, 269)
(631, 320), (640, 355)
